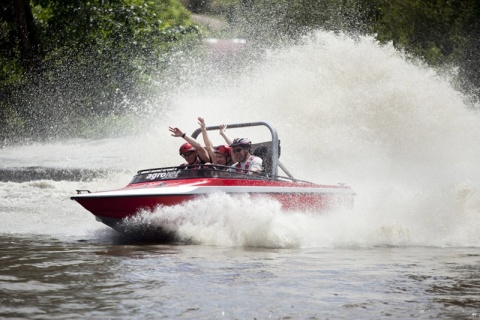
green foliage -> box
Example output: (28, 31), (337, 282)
(0, 0), (201, 142)
(0, 2), (24, 83)
(363, 0), (477, 65)
(33, 0), (194, 55)
(0, 55), (23, 84)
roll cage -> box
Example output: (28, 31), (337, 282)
(190, 121), (295, 179)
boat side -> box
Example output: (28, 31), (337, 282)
(71, 175), (355, 226)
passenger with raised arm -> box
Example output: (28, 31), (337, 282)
(230, 137), (263, 173)
(198, 117), (233, 166)
(219, 124), (233, 146)
(169, 126), (211, 168)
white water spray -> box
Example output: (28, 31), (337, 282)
(2, 31), (480, 247)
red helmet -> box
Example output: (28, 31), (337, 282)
(214, 145), (231, 156)
(179, 143), (195, 154)
(230, 137), (251, 148)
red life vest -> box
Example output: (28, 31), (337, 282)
(235, 156), (254, 173)
(180, 157), (206, 170)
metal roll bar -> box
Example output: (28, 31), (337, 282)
(191, 121), (292, 178)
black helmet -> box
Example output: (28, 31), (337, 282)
(230, 137), (252, 148)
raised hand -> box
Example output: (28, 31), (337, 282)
(219, 124), (227, 134)
(198, 117), (206, 128)
(169, 127), (184, 137)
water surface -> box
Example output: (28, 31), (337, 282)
(2, 235), (479, 319)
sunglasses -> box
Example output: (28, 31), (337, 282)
(232, 148), (244, 154)
(181, 151), (195, 158)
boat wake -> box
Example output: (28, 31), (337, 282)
(116, 193), (316, 247)
(102, 192), (405, 248)
(99, 182), (480, 248)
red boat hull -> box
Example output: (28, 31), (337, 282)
(72, 176), (354, 229)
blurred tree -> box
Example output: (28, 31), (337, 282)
(456, 1), (480, 100)
(362, 0), (472, 64)
(0, 0), (200, 141)
(360, 0), (480, 102)
(11, 0), (39, 71)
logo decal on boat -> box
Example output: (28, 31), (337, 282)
(145, 171), (179, 180)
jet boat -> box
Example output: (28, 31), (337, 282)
(71, 121), (355, 231)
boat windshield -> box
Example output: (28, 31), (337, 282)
(130, 165), (273, 184)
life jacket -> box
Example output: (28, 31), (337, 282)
(180, 157), (206, 170)
(235, 156), (254, 173)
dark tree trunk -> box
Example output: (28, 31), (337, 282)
(11, 0), (38, 72)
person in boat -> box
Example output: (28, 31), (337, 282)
(197, 117), (233, 166)
(229, 137), (263, 173)
(214, 145), (232, 166)
(169, 126), (211, 168)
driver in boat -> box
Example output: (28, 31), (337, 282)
(229, 138), (263, 173)
(169, 126), (211, 168)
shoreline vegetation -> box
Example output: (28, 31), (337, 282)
(1, 0), (480, 145)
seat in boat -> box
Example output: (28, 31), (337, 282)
(252, 140), (281, 176)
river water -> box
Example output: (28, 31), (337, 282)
(2, 32), (480, 318)
(2, 236), (480, 319)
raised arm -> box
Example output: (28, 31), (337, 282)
(219, 124), (233, 145)
(169, 126), (211, 163)
(197, 117), (217, 164)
